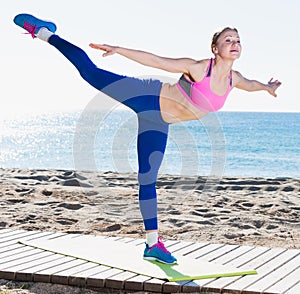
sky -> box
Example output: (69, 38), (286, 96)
(1, 0), (300, 118)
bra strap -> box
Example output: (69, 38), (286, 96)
(206, 58), (213, 77)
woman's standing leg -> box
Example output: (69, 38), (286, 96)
(137, 117), (168, 231)
(137, 116), (177, 264)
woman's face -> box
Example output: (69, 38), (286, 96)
(213, 30), (242, 60)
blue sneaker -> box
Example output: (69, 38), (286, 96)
(13, 13), (57, 38)
(143, 237), (177, 264)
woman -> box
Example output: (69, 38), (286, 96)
(13, 13), (281, 264)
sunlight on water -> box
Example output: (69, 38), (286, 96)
(0, 111), (299, 178)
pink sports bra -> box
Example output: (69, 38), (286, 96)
(176, 58), (232, 113)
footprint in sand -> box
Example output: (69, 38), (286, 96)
(42, 190), (53, 196)
(264, 186), (279, 192)
(241, 202), (255, 208)
(34, 201), (60, 206)
(224, 233), (245, 240)
(55, 217), (78, 225)
(231, 201), (254, 210)
(260, 203), (274, 209)
(61, 178), (93, 188)
(6, 198), (28, 204)
(252, 220), (265, 228)
(247, 186), (261, 191)
(266, 224), (279, 230)
(281, 186), (295, 192)
(105, 224), (121, 232)
(57, 203), (84, 210)
(15, 188), (33, 195)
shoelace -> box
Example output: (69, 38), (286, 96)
(150, 237), (170, 254)
(23, 21), (37, 38)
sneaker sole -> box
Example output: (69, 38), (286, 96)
(143, 256), (177, 265)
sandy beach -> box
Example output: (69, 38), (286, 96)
(0, 168), (299, 293)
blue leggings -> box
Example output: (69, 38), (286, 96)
(48, 35), (169, 230)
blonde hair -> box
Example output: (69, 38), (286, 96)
(211, 27), (238, 53)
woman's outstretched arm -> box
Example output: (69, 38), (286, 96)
(89, 43), (197, 74)
(233, 71), (282, 97)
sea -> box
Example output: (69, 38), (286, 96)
(0, 111), (299, 178)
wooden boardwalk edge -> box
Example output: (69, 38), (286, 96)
(0, 229), (299, 293)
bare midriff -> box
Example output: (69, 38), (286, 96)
(159, 83), (207, 124)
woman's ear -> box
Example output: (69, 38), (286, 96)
(212, 46), (218, 54)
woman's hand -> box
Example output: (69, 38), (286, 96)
(267, 78), (282, 97)
(89, 43), (118, 57)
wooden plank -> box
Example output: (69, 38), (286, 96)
(167, 241), (195, 253)
(118, 237), (139, 244)
(0, 230), (59, 243)
(86, 268), (125, 289)
(0, 233), (69, 268)
(196, 244), (240, 262)
(0, 232), (65, 258)
(124, 274), (152, 292)
(105, 271), (138, 290)
(26, 231), (65, 241)
(182, 245), (255, 292)
(0, 244), (21, 252)
(185, 243), (226, 259)
(0, 251), (55, 280)
(0, 229), (28, 239)
(121, 238), (145, 247)
(163, 280), (188, 293)
(0, 230), (42, 247)
(285, 280), (300, 294)
(0, 245), (36, 260)
(220, 248), (294, 293)
(51, 261), (96, 285)
(0, 229), (14, 235)
(173, 242), (209, 257)
(0, 230), (54, 241)
(68, 264), (111, 287)
(0, 250), (54, 270)
(0, 231), (65, 251)
(264, 266), (300, 294)
(200, 246), (271, 292)
(14, 255), (67, 282)
(143, 277), (165, 292)
(34, 258), (90, 283)
(180, 280), (202, 293)
(244, 252), (300, 293)
(0, 248), (46, 265)
(42, 233), (81, 242)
